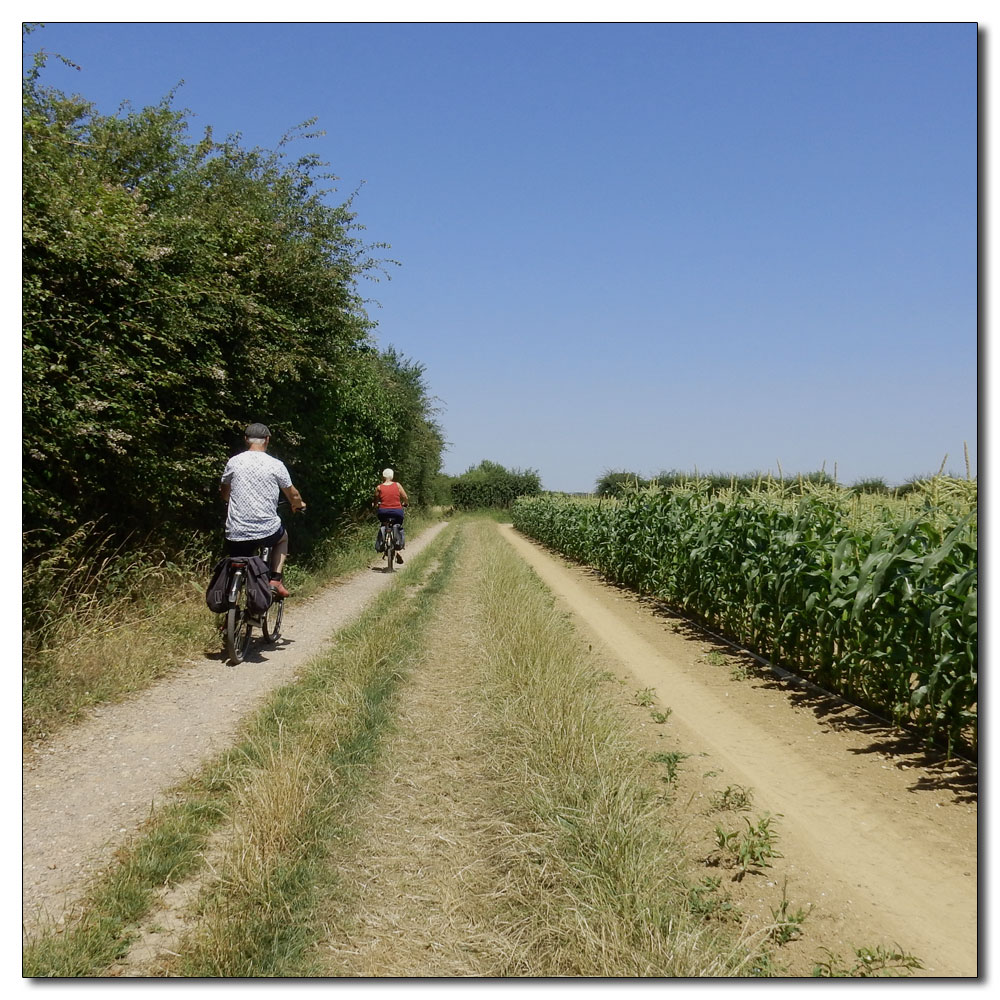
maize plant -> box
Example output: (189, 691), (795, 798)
(513, 478), (977, 756)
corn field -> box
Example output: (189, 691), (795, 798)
(512, 478), (977, 757)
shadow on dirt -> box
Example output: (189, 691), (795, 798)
(586, 573), (979, 807)
(204, 638), (292, 667)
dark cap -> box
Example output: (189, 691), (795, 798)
(244, 422), (271, 439)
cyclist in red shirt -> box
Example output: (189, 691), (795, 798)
(374, 468), (408, 564)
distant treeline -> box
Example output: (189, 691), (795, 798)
(22, 36), (444, 566)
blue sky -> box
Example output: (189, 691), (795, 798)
(21, 18), (979, 491)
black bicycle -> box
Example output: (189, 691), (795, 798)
(222, 535), (284, 665)
(378, 514), (404, 573)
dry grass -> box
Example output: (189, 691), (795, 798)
(181, 742), (329, 975)
(22, 531), (216, 743)
(469, 522), (755, 976)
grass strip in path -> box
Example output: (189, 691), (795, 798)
(314, 522), (514, 975)
(468, 521), (758, 976)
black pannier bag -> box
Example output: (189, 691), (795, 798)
(205, 558), (230, 613)
(244, 556), (274, 615)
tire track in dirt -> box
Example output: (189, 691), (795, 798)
(497, 524), (978, 978)
(22, 522), (449, 937)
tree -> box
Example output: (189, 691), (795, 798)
(367, 348), (446, 507)
(448, 461), (542, 509)
(594, 470), (649, 497)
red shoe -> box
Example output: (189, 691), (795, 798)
(270, 579), (290, 599)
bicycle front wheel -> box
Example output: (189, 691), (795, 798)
(262, 595), (283, 643)
(225, 578), (253, 665)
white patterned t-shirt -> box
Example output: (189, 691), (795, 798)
(221, 450), (293, 541)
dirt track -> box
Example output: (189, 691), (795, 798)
(22, 519), (978, 976)
(498, 524), (978, 977)
(22, 522), (450, 936)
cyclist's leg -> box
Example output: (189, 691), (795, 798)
(229, 529), (289, 595)
(264, 528), (290, 598)
(268, 528), (289, 577)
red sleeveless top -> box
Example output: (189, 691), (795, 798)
(376, 482), (403, 509)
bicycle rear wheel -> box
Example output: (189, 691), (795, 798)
(225, 576), (253, 664)
(384, 522), (396, 572)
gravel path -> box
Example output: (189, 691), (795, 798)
(22, 522), (449, 935)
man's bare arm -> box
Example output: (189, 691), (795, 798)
(282, 485), (307, 512)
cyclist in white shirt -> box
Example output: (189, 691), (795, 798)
(220, 422), (306, 598)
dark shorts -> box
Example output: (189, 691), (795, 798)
(377, 508), (405, 549)
(226, 525), (286, 556)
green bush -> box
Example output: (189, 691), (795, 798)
(447, 460), (542, 510)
